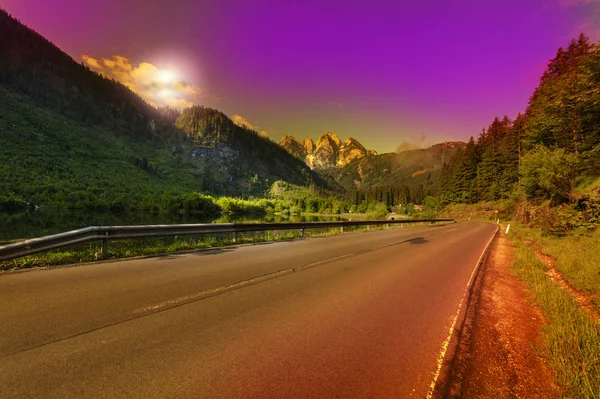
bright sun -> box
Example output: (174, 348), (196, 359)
(157, 69), (178, 85)
(82, 55), (199, 109)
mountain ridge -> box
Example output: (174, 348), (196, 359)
(0, 8), (330, 208)
(328, 141), (466, 194)
(279, 132), (376, 169)
(0, 7), (466, 210)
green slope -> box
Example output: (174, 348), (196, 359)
(0, 87), (206, 210)
(0, 8), (328, 210)
(325, 142), (464, 193)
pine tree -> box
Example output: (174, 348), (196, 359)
(525, 34), (596, 156)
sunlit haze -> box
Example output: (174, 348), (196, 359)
(2, 0), (599, 152)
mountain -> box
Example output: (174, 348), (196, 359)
(279, 132), (373, 169)
(174, 106), (324, 191)
(0, 8), (327, 209)
(0, 8), (164, 136)
(337, 137), (373, 168)
(278, 128), (464, 203)
(279, 135), (311, 160)
(331, 141), (466, 192)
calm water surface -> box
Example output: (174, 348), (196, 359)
(0, 210), (343, 241)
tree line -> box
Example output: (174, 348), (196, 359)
(439, 34), (600, 234)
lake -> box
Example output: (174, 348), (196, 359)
(0, 209), (345, 241)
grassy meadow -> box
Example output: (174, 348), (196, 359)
(511, 240), (600, 398)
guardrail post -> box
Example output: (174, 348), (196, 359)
(300, 228), (304, 238)
(100, 232), (108, 257)
(367, 225), (370, 231)
(340, 226), (344, 233)
(386, 223), (389, 230)
(233, 231), (237, 244)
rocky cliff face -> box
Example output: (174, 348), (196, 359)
(337, 138), (368, 167)
(279, 132), (372, 170)
(279, 135), (309, 160)
(303, 138), (315, 153)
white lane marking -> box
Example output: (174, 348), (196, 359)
(133, 269), (293, 314)
(425, 225), (499, 399)
(132, 234), (440, 315)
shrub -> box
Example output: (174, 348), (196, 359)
(0, 195), (29, 212)
(520, 145), (579, 203)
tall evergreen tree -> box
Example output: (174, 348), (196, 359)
(525, 34), (597, 157)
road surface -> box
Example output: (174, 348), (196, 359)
(0, 221), (497, 398)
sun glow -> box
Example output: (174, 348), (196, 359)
(157, 88), (175, 99)
(82, 55), (203, 109)
(157, 69), (178, 85)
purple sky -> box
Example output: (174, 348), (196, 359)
(2, 0), (599, 152)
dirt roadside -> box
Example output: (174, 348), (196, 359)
(441, 230), (563, 398)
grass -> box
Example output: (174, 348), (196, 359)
(440, 202), (600, 395)
(1, 232), (293, 271)
(0, 222), (440, 271)
(510, 241), (600, 398)
(543, 232), (600, 309)
(511, 224), (600, 309)
(577, 175), (600, 196)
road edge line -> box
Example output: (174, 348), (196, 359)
(425, 224), (499, 399)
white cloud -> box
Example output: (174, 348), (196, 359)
(82, 55), (204, 109)
(231, 114), (269, 137)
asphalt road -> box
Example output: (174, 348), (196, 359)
(0, 221), (497, 398)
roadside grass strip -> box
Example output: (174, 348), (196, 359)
(0, 223), (419, 271)
(540, 231), (600, 310)
(511, 242), (600, 398)
(513, 224), (600, 312)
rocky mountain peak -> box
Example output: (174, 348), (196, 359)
(341, 137), (363, 149)
(325, 131), (342, 144)
(279, 132), (372, 170)
(303, 137), (315, 153)
(279, 135), (308, 160)
(279, 135), (299, 145)
(336, 137), (369, 168)
(316, 132), (342, 153)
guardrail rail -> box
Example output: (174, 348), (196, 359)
(0, 219), (454, 262)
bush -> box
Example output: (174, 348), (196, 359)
(290, 205), (302, 214)
(366, 202), (388, 220)
(216, 197), (267, 215)
(0, 195), (29, 212)
(514, 199), (599, 236)
(182, 193), (220, 213)
(520, 145), (579, 203)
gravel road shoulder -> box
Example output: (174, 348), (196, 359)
(442, 230), (563, 398)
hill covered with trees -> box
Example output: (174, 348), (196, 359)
(439, 34), (600, 234)
(0, 9), (327, 212)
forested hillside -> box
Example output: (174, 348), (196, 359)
(0, 9), (168, 137)
(327, 142), (464, 209)
(174, 106), (326, 191)
(439, 34), (600, 234)
(0, 9), (326, 211)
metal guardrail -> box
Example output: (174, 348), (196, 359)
(0, 219), (454, 262)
